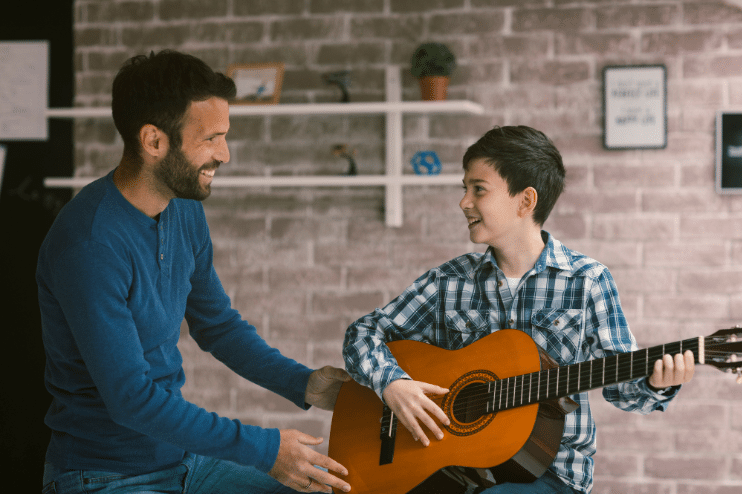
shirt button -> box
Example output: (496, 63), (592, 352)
(498, 280), (503, 287)
(508, 318), (515, 326)
(160, 254), (164, 260)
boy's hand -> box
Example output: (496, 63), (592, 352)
(648, 350), (695, 389)
(381, 379), (450, 447)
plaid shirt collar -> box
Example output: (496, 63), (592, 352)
(472, 231), (575, 278)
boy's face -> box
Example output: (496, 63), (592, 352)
(460, 158), (524, 248)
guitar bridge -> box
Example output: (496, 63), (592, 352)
(379, 405), (397, 465)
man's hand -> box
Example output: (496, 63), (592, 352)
(268, 429), (351, 493)
(305, 366), (352, 411)
(381, 379), (450, 447)
(648, 350), (695, 389)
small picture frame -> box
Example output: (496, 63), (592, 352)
(715, 111), (742, 193)
(227, 62), (284, 105)
(603, 65), (667, 150)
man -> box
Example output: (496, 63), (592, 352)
(38, 50), (351, 494)
(343, 126), (694, 493)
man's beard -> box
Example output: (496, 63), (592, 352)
(155, 145), (219, 201)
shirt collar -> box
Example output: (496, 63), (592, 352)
(473, 230), (574, 275)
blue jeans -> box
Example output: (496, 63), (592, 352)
(475, 470), (578, 494)
(42, 453), (300, 494)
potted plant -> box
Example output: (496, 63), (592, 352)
(410, 42), (456, 101)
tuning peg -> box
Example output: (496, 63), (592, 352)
(737, 370), (742, 385)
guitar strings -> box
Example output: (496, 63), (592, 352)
(378, 342), (739, 420)
(436, 342), (739, 416)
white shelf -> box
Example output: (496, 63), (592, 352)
(46, 100), (484, 118)
(44, 173), (464, 189)
(44, 67), (484, 227)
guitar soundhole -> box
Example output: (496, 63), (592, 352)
(443, 369), (498, 437)
(452, 382), (489, 423)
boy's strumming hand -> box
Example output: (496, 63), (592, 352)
(648, 350), (695, 389)
(382, 379), (450, 447)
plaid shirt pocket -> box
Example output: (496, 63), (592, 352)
(530, 308), (584, 365)
(444, 310), (490, 349)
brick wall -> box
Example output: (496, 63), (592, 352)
(72, 0), (742, 491)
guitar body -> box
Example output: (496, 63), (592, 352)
(329, 330), (574, 494)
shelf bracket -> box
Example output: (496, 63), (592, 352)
(385, 66), (403, 228)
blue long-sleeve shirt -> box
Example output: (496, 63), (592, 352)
(343, 232), (679, 493)
(37, 170), (313, 475)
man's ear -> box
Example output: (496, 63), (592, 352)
(139, 124), (169, 160)
(518, 187), (538, 218)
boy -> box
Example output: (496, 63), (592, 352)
(343, 126), (694, 493)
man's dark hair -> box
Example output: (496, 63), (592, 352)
(112, 50), (236, 160)
(462, 125), (565, 226)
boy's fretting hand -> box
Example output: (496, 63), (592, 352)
(382, 379), (450, 447)
(647, 350), (695, 389)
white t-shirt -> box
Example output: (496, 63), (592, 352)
(505, 277), (520, 297)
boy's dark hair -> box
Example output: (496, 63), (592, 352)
(112, 50), (236, 160)
(462, 125), (565, 226)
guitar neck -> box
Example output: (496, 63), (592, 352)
(488, 337), (701, 413)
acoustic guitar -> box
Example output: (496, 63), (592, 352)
(329, 328), (742, 494)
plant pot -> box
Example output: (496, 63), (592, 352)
(418, 76), (449, 101)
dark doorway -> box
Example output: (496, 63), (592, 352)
(0, 0), (74, 481)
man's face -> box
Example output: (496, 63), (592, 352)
(155, 97), (230, 201)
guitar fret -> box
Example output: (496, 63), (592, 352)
(505, 377), (513, 408)
(630, 352), (633, 380)
(499, 377), (504, 409)
(529, 373), (533, 403)
(645, 348), (649, 375)
(546, 369), (550, 398)
(590, 360), (593, 389)
(506, 377), (511, 408)
(564, 366), (569, 396)
(556, 367), (559, 396)
(602, 358), (605, 386)
(577, 361), (581, 391)
(493, 380), (498, 411)
(537, 370), (541, 401)
(520, 375), (524, 405)
(615, 354), (619, 383)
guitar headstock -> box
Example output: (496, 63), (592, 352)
(705, 327), (742, 383)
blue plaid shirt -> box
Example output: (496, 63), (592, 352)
(343, 232), (678, 493)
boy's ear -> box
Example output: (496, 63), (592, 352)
(518, 187), (538, 218)
(139, 124), (169, 160)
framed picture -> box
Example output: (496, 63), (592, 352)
(715, 111), (742, 193)
(227, 62), (284, 105)
(603, 65), (667, 150)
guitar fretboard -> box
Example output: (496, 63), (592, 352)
(481, 337), (701, 413)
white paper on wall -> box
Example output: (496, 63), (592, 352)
(0, 41), (49, 140)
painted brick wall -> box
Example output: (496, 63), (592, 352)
(72, 0), (742, 491)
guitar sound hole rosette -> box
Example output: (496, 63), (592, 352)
(443, 369), (498, 437)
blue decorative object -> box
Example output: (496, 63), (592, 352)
(411, 151), (442, 175)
